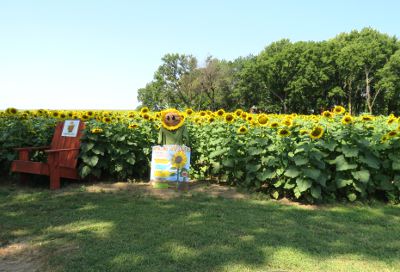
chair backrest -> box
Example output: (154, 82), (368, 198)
(50, 120), (85, 168)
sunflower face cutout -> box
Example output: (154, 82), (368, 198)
(161, 109), (185, 131)
(158, 109), (189, 146)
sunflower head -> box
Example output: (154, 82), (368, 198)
(128, 123), (139, 129)
(234, 109), (243, 117)
(140, 107), (150, 114)
(278, 128), (291, 137)
(216, 109), (225, 117)
(341, 115), (353, 125)
(282, 118), (293, 127)
(199, 111), (207, 117)
(51, 111), (59, 118)
(257, 114), (269, 126)
(6, 107), (18, 115)
(361, 115), (374, 122)
(309, 126), (324, 140)
(225, 113), (235, 123)
(91, 128), (103, 134)
(185, 108), (194, 116)
(387, 117), (397, 125)
(171, 151), (187, 169)
(270, 122), (279, 128)
(102, 116), (112, 123)
(387, 130), (397, 138)
(237, 126), (248, 134)
(208, 116), (215, 123)
(142, 113), (151, 121)
(333, 106), (346, 115)
(161, 109), (185, 131)
(322, 111), (333, 118)
(299, 129), (309, 135)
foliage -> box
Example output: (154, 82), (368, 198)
(1, 107), (400, 204)
(138, 28), (400, 115)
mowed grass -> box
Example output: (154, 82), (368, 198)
(0, 184), (399, 272)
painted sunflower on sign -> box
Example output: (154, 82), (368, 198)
(161, 109), (185, 131)
(171, 151), (187, 169)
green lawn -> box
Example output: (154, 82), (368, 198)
(0, 183), (399, 272)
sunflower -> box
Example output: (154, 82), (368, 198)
(237, 126), (248, 134)
(309, 126), (324, 139)
(234, 109), (243, 117)
(199, 111), (207, 117)
(341, 115), (353, 125)
(241, 112), (248, 120)
(81, 114), (89, 120)
(246, 115), (254, 122)
(299, 129), (309, 135)
(128, 123), (139, 129)
(140, 107), (149, 114)
(91, 128), (103, 134)
(171, 151), (187, 169)
(225, 113), (235, 123)
(278, 128), (291, 137)
(6, 107), (18, 115)
(381, 135), (389, 143)
(208, 116), (215, 123)
(282, 118), (293, 127)
(387, 130), (397, 138)
(270, 122), (279, 128)
(185, 108), (194, 115)
(216, 109), (225, 117)
(333, 106), (346, 115)
(51, 111), (59, 118)
(361, 115), (374, 122)
(59, 112), (67, 119)
(102, 116), (112, 123)
(257, 114), (269, 126)
(387, 117), (397, 125)
(322, 111), (333, 118)
(161, 109), (185, 131)
(142, 113), (151, 120)
(86, 110), (94, 117)
(366, 125), (375, 131)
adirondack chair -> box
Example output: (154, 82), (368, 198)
(11, 120), (85, 189)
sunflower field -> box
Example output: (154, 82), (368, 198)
(1, 106), (400, 203)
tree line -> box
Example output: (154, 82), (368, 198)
(137, 28), (400, 115)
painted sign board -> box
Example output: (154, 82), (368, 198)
(61, 120), (80, 137)
(150, 145), (190, 182)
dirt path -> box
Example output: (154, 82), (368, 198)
(0, 240), (43, 272)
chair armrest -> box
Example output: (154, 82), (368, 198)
(45, 148), (80, 153)
(14, 146), (51, 151)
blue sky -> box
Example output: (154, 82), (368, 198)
(1, 0), (399, 110)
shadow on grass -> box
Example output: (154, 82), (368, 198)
(0, 185), (399, 271)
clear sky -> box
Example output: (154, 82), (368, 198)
(1, 0), (399, 110)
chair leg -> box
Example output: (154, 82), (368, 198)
(50, 167), (60, 190)
(20, 173), (29, 186)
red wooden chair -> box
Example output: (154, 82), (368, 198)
(11, 120), (85, 189)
